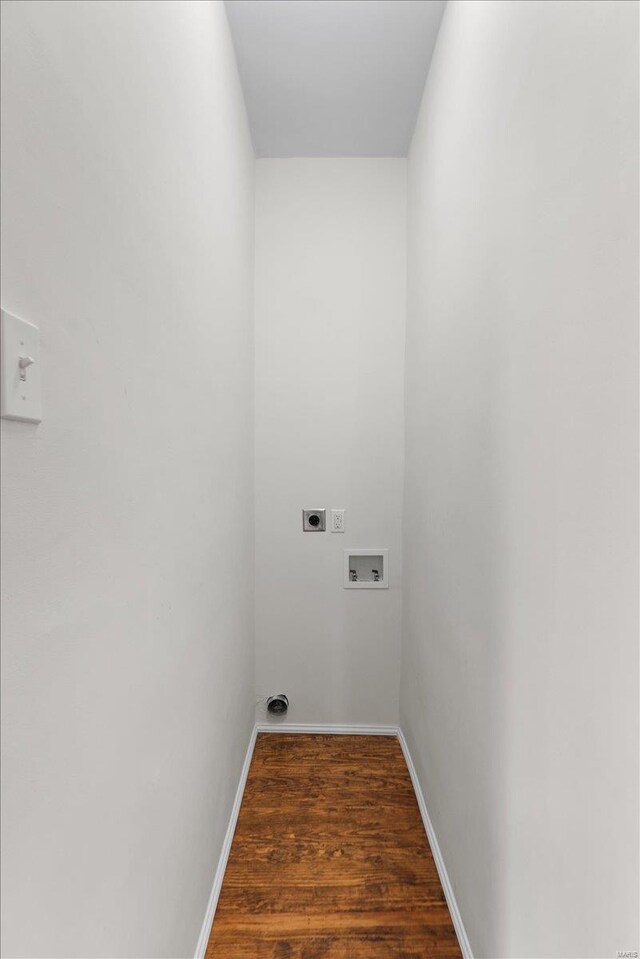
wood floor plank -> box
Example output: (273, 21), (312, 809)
(206, 733), (462, 959)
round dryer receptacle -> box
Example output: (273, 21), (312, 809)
(267, 694), (289, 715)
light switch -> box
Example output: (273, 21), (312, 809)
(1, 310), (42, 424)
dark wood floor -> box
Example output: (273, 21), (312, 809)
(206, 733), (462, 959)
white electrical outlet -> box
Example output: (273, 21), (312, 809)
(331, 509), (345, 533)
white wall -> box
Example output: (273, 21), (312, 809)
(0, 2), (254, 956)
(254, 159), (405, 726)
(402, 2), (639, 957)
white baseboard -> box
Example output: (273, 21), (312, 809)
(255, 722), (398, 736)
(195, 721), (472, 959)
(193, 724), (258, 959)
(397, 728), (473, 959)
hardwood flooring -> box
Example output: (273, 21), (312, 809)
(206, 733), (462, 959)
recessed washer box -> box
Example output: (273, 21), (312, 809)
(344, 549), (388, 589)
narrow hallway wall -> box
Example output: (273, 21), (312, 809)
(0, 2), (255, 956)
(254, 159), (406, 725)
(402, 1), (639, 956)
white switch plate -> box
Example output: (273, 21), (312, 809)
(331, 509), (345, 532)
(1, 310), (42, 423)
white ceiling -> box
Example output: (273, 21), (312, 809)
(224, 0), (447, 158)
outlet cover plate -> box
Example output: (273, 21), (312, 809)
(331, 509), (345, 532)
